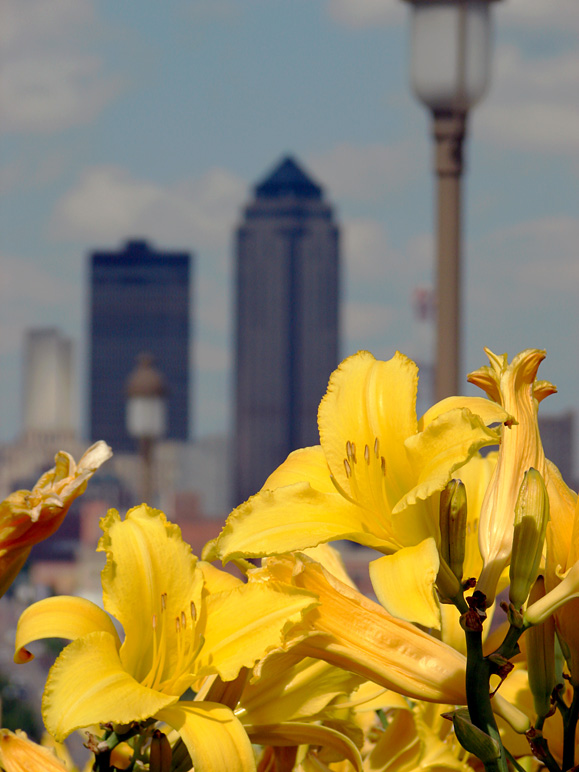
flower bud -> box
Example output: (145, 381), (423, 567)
(150, 730), (172, 772)
(526, 576), (557, 720)
(449, 708), (502, 764)
(509, 469), (549, 610)
(439, 479), (467, 584)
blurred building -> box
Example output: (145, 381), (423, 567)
(539, 411), (576, 487)
(89, 239), (192, 452)
(23, 328), (77, 444)
(0, 327), (83, 502)
(234, 156), (340, 505)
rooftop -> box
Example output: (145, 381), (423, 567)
(255, 156), (323, 200)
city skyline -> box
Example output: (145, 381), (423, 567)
(0, 0), (577, 476)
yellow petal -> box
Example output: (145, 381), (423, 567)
(0, 548), (31, 600)
(198, 560), (243, 593)
(364, 707), (420, 771)
(263, 446), (335, 493)
(157, 701), (256, 772)
(239, 653), (363, 725)
(318, 350), (418, 504)
(277, 556), (467, 704)
(0, 730), (70, 772)
(302, 542), (358, 589)
(196, 581), (318, 681)
(246, 722), (362, 771)
(399, 408), (502, 513)
(369, 540), (441, 629)
(469, 348), (554, 603)
(419, 396), (510, 432)
(98, 505), (204, 683)
(14, 595), (121, 664)
(42, 631), (177, 741)
(202, 483), (391, 564)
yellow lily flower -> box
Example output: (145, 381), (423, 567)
(532, 463), (579, 682)
(467, 348), (556, 605)
(250, 553), (468, 705)
(0, 441), (112, 596)
(205, 351), (508, 627)
(0, 730), (70, 772)
(14, 505), (318, 772)
(247, 553), (529, 735)
(361, 699), (473, 772)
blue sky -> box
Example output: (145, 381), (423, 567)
(1, 0), (578, 469)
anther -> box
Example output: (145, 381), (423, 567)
(364, 444), (370, 464)
(344, 459), (352, 478)
(351, 442), (357, 463)
(181, 611), (187, 630)
(374, 437), (380, 458)
(161, 593), (167, 611)
(175, 616), (181, 634)
(381, 456), (386, 476)
(152, 614), (157, 630)
(190, 602), (196, 622)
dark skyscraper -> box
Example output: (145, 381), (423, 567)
(234, 156), (340, 505)
(89, 239), (191, 452)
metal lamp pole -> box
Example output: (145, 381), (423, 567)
(403, 0), (500, 400)
(433, 108), (466, 398)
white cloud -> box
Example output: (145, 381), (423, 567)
(326, 0), (405, 28)
(0, 0), (95, 48)
(342, 217), (431, 287)
(0, 253), (80, 357)
(476, 45), (579, 154)
(308, 140), (421, 202)
(464, 215), (579, 397)
(50, 165), (247, 252)
(0, 0), (124, 133)
(476, 216), (579, 295)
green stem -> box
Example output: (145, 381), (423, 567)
(526, 731), (562, 772)
(562, 684), (579, 771)
(493, 623), (524, 662)
(465, 628), (509, 772)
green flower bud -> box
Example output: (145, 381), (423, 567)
(439, 479), (467, 584)
(526, 576), (557, 720)
(449, 708), (502, 763)
(509, 469), (549, 610)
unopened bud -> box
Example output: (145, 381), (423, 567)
(439, 479), (467, 584)
(509, 469), (549, 610)
(526, 576), (557, 720)
(449, 708), (502, 763)
(150, 730), (172, 772)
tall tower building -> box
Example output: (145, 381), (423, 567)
(23, 328), (77, 441)
(89, 239), (191, 452)
(234, 156), (340, 505)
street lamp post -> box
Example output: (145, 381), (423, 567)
(126, 353), (167, 505)
(403, 0), (500, 400)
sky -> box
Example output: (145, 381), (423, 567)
(1, 0), (578, 469)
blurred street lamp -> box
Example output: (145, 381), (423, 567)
(403, 0), (500, 399)
(126, 353), (167, 504)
